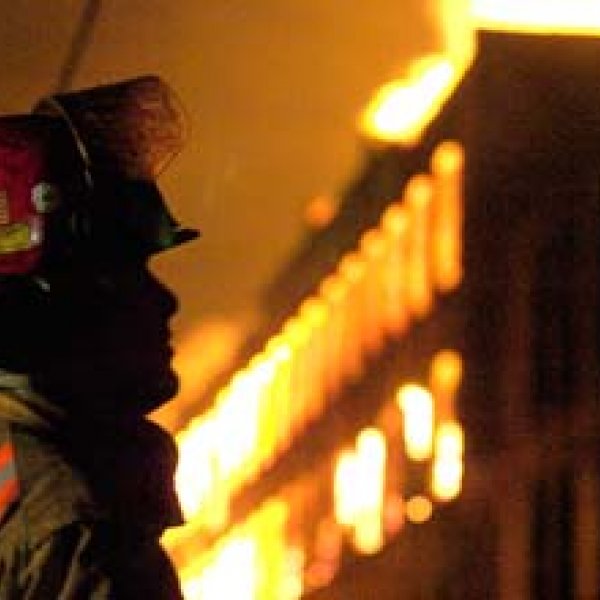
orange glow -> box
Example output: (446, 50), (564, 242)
(152, 320), (243, 432)
(319, 273), (348, 305)
(334, 429), (387, 554)
(432, 421), (465, 502)
(304, 560), (337, 590)
(299, 297), (329, 419)
(180, 536), (257, 600)
(249, 351), (278, 471)
(264, 336), (293, 454)
(430, 141), (464, 292)
(282, 317), (313, 432)
(383, 493), (405, 536)
(248, 354), (279, 470)
(314, 519), (343, 562)
(319, 274), (349, 395)
(171, 144), (466, 562)
(404, 175), (434, 318)
(405, 495), (434, 524)
(436, 421), (465, 456)
(437, 0), (475, 66)
(429, 349), (463, 422)
(179, 500), (289, 600)
(431, 350), (463, 391)
(359, 229), (388, 352)
(432, 458), (464, 502)
(305, 194), (338, 229)
(397, 384), (434, 462)
(352, 428), (387, 555)
(280, 547), (305, 600)
(353, 512), (385, 556)
(361, 0), (600, 145)
(472, 0), (600, 35)
(175, 417), (221, 523)
(431, 139), (464, 176)
(339, 253), (368, 378)
(298, 297), (328, 333)
(173, 356), (283, 532)
(360, 228), (387, 260)
(381, 204), (410, 335)
(213, 376), (259, 485)
(360, 56), (464, 145)
(233, 370), (263, 472)
(334, 449), (359, 527)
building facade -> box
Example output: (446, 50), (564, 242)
(165, 28), (600, 600)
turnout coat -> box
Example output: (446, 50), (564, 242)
(0, 381), (184, 599)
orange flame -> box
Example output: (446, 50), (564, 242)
(359, 56), (463, 145)
(472, 0), (600, 35)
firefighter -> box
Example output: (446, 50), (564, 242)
(0, 76), (197, 598)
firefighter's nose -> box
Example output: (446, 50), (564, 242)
(147, 271), (178, 319)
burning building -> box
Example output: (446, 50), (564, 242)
(162, 3), (600, 598)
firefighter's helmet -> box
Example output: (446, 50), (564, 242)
(0, 75), (198, 276)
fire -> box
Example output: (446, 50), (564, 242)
(397, 384), (435, 462)
(359, 56), (463, 145)
(362, 0), (600, 144)
(472, 0), (600, 35)
(333, 428), (387, 555)
(431, 421), (465, 502)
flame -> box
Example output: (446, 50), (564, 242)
(305, 194), (338, 228)
(397, 384), (435, 462)
(352, 429), (387, 555)
(151, 319), (243, 432)
(429, 349), (463, 421)
(431, 421), (465, 502)
(179, 500), (289, 600)
(334, 429), (387, 555)
(189, 537), (257, 600)
(430, 141), (464, 292)
(334, 449), (360, 527)
(170, 138), (464, 533)
(175, 417), (220, 522)
(405, 174), (434, 317)
(438, 0), (475, 64)
(362, 0), (600, 146)
(472, 0), (600, 35)
(360, 56), (463, 145)
(405, 495), (434, 524)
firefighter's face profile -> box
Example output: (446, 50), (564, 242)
(32, 258), (180, 417)
(0, 83), (196, 417)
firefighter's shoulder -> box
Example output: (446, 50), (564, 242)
(1, 422), (104, 547)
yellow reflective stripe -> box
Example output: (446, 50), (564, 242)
(0, 223), (32, 254)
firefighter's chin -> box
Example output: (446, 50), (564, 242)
(31, 352), (181, 420)
(135, 367), (180, 415)
(82, 367), (179, 419)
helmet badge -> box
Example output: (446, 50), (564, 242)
(31, 182), (61, 214)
